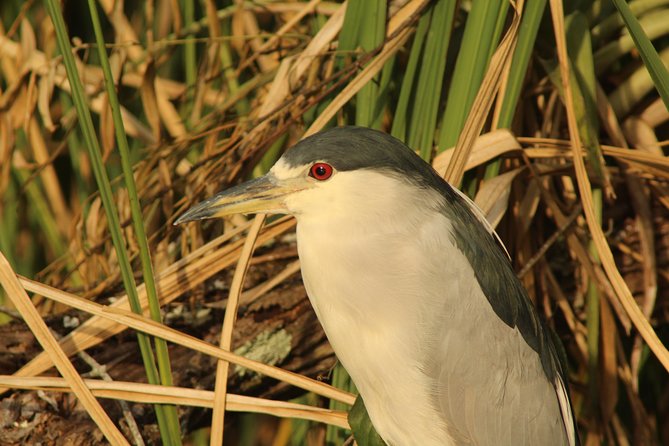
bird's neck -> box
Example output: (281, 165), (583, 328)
(294, 210), (458, 445)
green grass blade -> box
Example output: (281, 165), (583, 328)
(86, 0), (183, 442)
(326, 363), (356, 445)
(334, 0), (391, 129)
(332, 0), (366, 126)
(391, 8), (432, 141)
(408, 0), (456, 159)
(438, 0), (505, 151)
(566, 11), (607, 413)
(488, 1), (511, 62)
(611, 0), (669, 111)
(290, 394), (318, 446)
(42, 0), (150, 361)
(354, 0), (388, 128)
(495, 0), (547, 129)
(338, 0), (366, 61)
(586, 188), (603, 414)
(566, 11), (608, 186)
(42, 0), (177, 442)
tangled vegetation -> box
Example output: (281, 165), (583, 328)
(0, 0), (668, 444)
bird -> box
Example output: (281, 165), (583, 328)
(175, 126), (580, 446)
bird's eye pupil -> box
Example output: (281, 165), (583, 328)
(310, 163), (333, 180)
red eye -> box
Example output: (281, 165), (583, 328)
(309, 162), (333, 181)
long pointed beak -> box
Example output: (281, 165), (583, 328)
(174, 174), (298, 225)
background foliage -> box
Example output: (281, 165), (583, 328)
(1, 0), (669, 444)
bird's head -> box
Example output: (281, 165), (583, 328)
(174, 126), (448, 226)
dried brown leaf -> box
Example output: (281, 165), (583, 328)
(433, 129), (521, 176)
(14, 275), (355, 406)
(474, 167), (525, 229)
(0, 252), (129, 445)
(100, 93), (116, 160)
(211, 215), (265, 444)
(550, 0), (669, 372)
(6, 218), (295, 388)
(36, 66), (56, 132)
(0, 376), (349, 429)
(599, 297), (618, 425)
(140, 60), (162, 143)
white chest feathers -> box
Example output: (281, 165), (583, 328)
(292, 172), (459, 445)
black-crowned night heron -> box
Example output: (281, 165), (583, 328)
(175, 127), (579, 446)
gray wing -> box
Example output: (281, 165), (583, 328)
(430, 286), (574, 445)
(428, 181), (579, 445)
